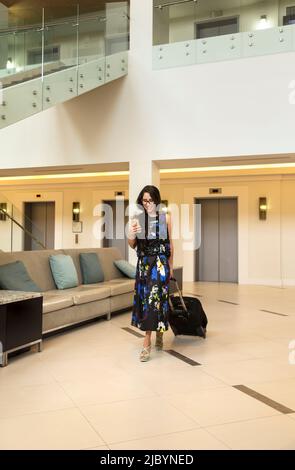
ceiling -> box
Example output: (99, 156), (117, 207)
(0, 162), (130, 177)
(0, 1), (119, 7)
(157, 153), (295, 169)
(0, 155), (295, 182)
(0, 1), (129, 24)
(167, 0), (273, 20)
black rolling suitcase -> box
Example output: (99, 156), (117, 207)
(168, 277), (208, 338)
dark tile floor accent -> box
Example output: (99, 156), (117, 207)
(260, 309), (288, 317)
(122, 327), (145, 338)
(234, 385), (294, 414)
(218, 300), (239, 305)
(165, 349), (201, 366)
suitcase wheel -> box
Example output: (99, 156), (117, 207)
(197, 326), (206, 339)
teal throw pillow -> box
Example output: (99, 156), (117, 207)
(49, 254), (78, 290)
(114, 260), (136, 279)
(0, 261), (41, 292)
(79, 253), (104, 284)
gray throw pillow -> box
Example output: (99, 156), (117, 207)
(49, 254), (78, 290)
(0, 261), (41, 292)
(114, 260), (136, 279)
(79, 253), (104, 284)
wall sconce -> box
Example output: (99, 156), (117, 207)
(161, 199), (169, 213)
(72, 202), (80, 222)
(6, 57), (13, 71)
(259, 197), (267, 220)
(257, 14), (269, 30)
(0, 203), (7, 221)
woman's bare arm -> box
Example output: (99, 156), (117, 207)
(128, 236), (137, 249)
(128, 219), (140, 249)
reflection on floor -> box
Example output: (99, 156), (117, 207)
(0, 282), (295, 450)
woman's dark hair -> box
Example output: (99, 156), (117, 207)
(136, 185), (161, 209)
(136, 185), (162, 240)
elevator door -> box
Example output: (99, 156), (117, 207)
(24, 202), (55, 251)
(195, 198), (238, 283)
(102, 199), (129, 260)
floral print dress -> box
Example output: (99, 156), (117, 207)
(131, 211), (171, 332)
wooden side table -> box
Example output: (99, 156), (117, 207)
(0, 291), (43, 367)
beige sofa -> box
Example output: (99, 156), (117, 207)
(0, 247), (135, 334)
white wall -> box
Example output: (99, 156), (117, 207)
(0, 201), (13, 252)
(248, 178), (281, 284)
(0, 0), (295, 168)
(281, 178), (295, 285)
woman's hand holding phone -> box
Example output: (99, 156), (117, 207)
(129, 219), (142, 239)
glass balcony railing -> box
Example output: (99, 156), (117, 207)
(0, 1), (130, 129)
(153, 0), (295, 68)
(0, 8), (43, 87)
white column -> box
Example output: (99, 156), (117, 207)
(128, 159), (160, 265)
(128, 0), (161, 265)
(129, 0), (153, 57)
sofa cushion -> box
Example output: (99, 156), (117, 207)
(114, 259), (136, 279)
(45, 286), (111, 305)
(79, 252), (104, 284)
(8, 250), (64, 292)
(49, 254), (78, 290)
(108, 279), (135, 296)
(72, 286), (111, 305)
(90, 279), (134, 296)
(43, 293), (74, 314)
(0, 261), (41, 292)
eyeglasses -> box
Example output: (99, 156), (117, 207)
(142, 199), (154, 205)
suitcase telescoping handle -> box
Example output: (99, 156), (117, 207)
(169, 277), (188, 314)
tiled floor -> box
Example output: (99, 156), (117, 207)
(0, 282), (295, 450)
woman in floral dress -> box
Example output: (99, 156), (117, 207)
(128, 185), (174, 362)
